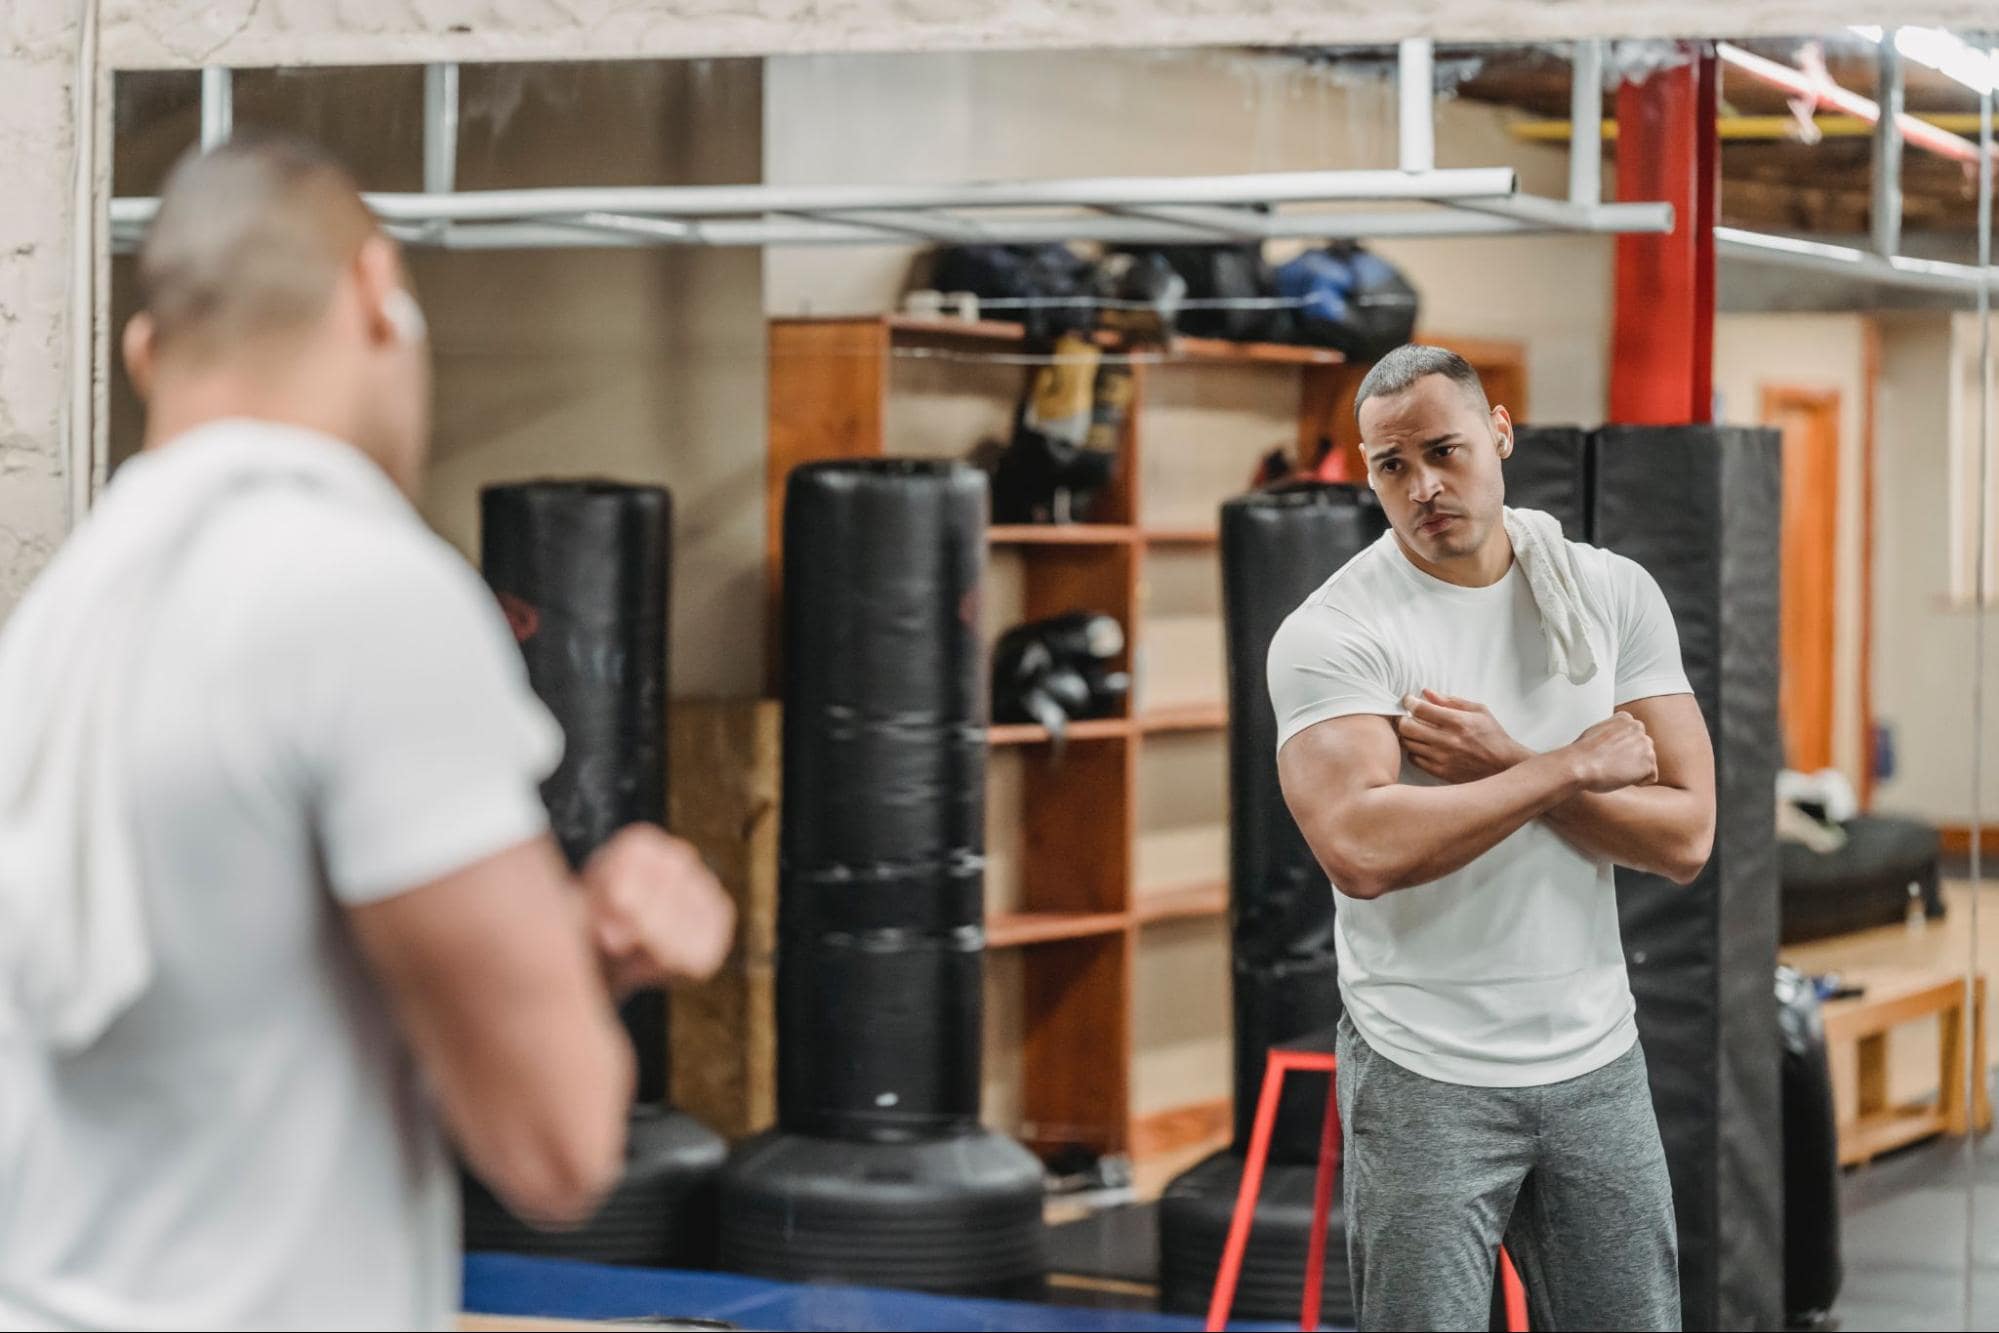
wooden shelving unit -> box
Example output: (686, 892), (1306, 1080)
(766, 313), (1526, 1163)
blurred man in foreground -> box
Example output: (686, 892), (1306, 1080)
(0, 135), (733, 1331)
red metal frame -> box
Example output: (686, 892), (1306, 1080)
(1204, 1048), (1529, 1332)
(1611, 44), (1719, 426)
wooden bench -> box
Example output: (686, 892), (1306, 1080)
(1821, 969), (1991, 1167)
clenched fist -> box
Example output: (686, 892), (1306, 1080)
(579, 825), (735, 996)
(1565, 713), (1658, 793)
(1396, 689), (1533, 784)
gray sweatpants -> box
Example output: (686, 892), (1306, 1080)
(1336, 1014), (1681, 1332)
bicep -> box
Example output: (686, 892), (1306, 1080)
(1276, 713), (1404, 834)
(1621, 692), (1714, 799)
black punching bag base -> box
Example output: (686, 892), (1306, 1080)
(1158, 1149), (1352, 1326)
(718, 1127), (1047, 1298)
(463, 1105), (726, 1268)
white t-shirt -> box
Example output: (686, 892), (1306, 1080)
(1267, 530), (1691, 1088)
(0, 424), (563, 1331)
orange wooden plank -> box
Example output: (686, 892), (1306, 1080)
(1140, 703), (1228, 734)
(989, 524), (1134, 545)
(989, 718), (1133, 746)
(987, 910), (1130, 949)
(1022, 933), (1134, 1157)
(1134, 880), (1229, 924)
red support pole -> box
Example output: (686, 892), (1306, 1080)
(1300, 1067), (1341, 1331)
(1611, 43), (1719, 425)
(1206, 1053), (1292, 1331)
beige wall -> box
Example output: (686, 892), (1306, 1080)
(763, 47), (1612, 425)
(1872, 313), (1998, 824)
(1711, 314), (1870, 789)
(105, 61), (770, 699)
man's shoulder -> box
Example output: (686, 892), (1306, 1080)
(1295, 534), (1398, 621)
(202, 489), (489, 633)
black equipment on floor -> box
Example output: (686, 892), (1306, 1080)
(1591, 425), (1786, 1332)
(1780, 814), (1943, 944)
(473, 479), (725, 1268)
(719, 459), (1046, 1298)
(991, 612), (1131, 735)
(1776, 966), (1842, 1327)
(1157, 482), (1387, 1325)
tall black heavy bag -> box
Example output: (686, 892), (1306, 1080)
(481, 480), (672, 1103)
(1220, 482), (1386, 1161)
(1590, 425), (1784, 1332)
(1776, 966), (1841, 1324)
(1501, 425), (1592, 542)
(779, 459), (988, 1140)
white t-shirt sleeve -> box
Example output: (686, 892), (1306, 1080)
(1607, 554), (1695, 706)
(1267, 605), (1404, 753)
(290, 535), (565, 907)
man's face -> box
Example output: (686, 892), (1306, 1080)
(1358, 373), (1511, 570)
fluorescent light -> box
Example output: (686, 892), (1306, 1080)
(1849, 24), (1998, 96)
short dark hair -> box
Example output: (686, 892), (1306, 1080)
(137, 133), (379, 362)
(1353, 344), (1490, 424)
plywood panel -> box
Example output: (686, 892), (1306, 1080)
(1132, 916), (1234, 1117)
(1136, 731), (1228, 897)
(1141, 363), (1302, 530)
(884, 348), (1026, 461)
(982, 948), (1028, 1138)
(667, 699), (781, 1139)
(1024, 933), (1134, 1156)
(985, 748), (1025, 919)
(1137, 546), (1224, 714)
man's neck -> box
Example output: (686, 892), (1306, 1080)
(1392, 522), (1515, 588)
(141, 370), (359, 459)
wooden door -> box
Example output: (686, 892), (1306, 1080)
(1762, 385), (1841, 773)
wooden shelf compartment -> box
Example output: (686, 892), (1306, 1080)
(1139, 703), (1228, 734)
(987, 909), (1130, 949)
(1144, 527), (1220, 546)
(990, 524), (1134, 545)
(1134, 880), (1229, 925)
(989, 717), (1133, 746)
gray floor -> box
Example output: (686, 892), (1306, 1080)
(1838, 1114), (1999, 1331)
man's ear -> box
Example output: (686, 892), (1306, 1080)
(1491, 404), (1515, 459)
(121, 313), (157, 402)
(352, 235), (410, 348)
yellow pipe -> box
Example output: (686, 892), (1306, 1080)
(1513, 112), (1990, 143)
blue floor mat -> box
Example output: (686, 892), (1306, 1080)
(463, 1253), (1302, 1331)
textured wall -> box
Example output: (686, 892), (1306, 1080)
(0, 3), (80, 616)
(10, 0), (1999, 619)
(93, 1), (1999, 69)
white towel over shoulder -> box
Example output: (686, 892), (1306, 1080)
(1503, 505), (1602, 685)
(0, 422), (400, 1052)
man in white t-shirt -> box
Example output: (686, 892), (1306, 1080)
(0, 137), (733, 1330)
(1268, 346), (1716, 1331)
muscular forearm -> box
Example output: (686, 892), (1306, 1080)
(1489, 737), (1711, 883)
(1542, 785), (1712, 884)
(1320, 751), (1586, 899)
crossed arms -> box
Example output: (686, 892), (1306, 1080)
(1275, 690), (1716, 901)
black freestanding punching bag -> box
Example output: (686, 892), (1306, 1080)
(718, 459), (1046, 1298)
(1590, 426), (1785, 1331)
(1158, 482), (1387, 1324)
(1501, 425), (1592, 541)
(466, 480), (725, 1267)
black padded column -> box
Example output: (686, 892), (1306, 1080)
(776, 458), (987, 1140)
(1159, 481), (1386, 1326)
(481, 481), (673, 1101)
(1501, 424), (1592, 541)
(1590, 425), (1784, 1332)
(719, 459), (1045, 1299)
